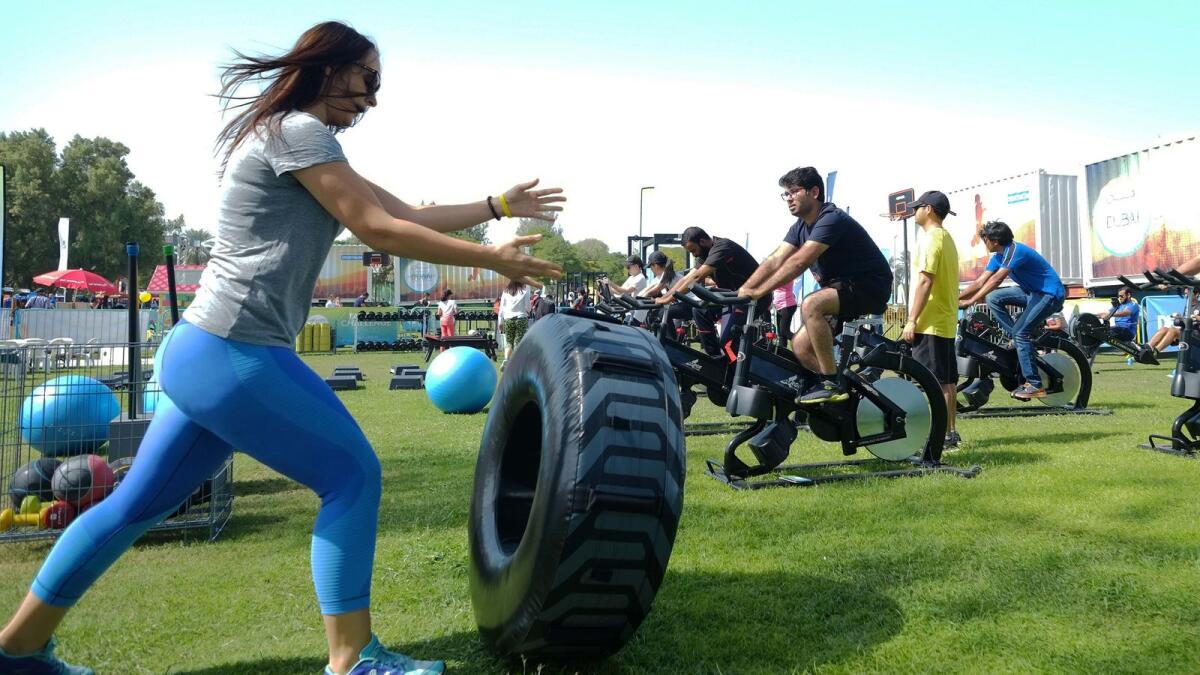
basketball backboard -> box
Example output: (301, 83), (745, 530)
(887, 188), (915, 220)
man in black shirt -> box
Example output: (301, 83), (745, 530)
(739, 166), (893, 404)
(656, 226), (767, 356)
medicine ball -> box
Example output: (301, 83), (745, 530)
(7, 457), (61, 509)
(52, 454), (115, 508)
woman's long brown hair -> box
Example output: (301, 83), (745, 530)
(214, 21), (377, 172)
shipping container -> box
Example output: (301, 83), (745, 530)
(314, 243), (507, 304)
(943, 170), (1082, 285)
(1081, 135), (1199, 287)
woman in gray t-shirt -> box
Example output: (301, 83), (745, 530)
(0, 21), (563, 675)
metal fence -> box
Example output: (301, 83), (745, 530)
(1, 308), (169, 343)
(0, 340), (233, 543)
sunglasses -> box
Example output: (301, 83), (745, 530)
(354, 62), (380, 94)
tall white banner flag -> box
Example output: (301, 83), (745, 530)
(58, 218), (69, 271)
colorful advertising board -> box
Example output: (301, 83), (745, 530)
(313, 244), (507, 303)
(945, 173), (1040, 283)
(1085, 136), (1200, 284)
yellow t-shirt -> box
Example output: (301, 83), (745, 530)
(912, 227), (959, 338)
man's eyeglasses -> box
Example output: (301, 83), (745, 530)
(355, 62), (380, 94)
(780, 188), (806, 201)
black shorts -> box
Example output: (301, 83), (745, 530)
(1110, 326), (1135, 342)
(826, 275), (891, 321)
(912, 333), (958, 385)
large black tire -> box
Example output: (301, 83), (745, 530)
(469, 314), (687, 659)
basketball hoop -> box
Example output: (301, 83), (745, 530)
(369, 263), (381, 276)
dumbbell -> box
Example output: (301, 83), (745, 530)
(1, 496), (43, 531)
(41, 500), (76, 529)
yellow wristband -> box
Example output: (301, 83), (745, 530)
(498, 194), (513, 218)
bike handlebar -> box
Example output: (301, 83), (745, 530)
(688, 284), (751, 307)
(1119, 269), (1200, 291)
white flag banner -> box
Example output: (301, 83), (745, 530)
(58, 218), (69, 271)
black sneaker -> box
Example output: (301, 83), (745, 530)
(944, 429), (962, 449)
(797, 378), (849, 405)
(1135, 347), (1159, 365)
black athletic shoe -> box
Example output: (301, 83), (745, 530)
(944, 430), (962, 449)
(1135, 347), (1159, 365)
(797, 378), (849, 405)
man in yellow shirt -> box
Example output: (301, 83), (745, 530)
(901, 191), (962, 447)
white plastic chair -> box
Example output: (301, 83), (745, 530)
(76, 337), (103, 368)
(48, 337), (73, 369)
(20, 338), (49, 371)
(0, 339), (23, 379)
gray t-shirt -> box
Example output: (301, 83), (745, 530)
(185, 111), (346, 346)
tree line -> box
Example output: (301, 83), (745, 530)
(0, 129), (176, 288)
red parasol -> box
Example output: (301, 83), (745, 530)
(32, 269), (118, 294)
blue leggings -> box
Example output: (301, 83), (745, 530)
(32, 321), (381, 615)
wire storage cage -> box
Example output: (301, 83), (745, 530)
(0, 339), (233, 543)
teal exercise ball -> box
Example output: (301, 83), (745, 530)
(20, 375), (121, 457)
(143, 378), (166, 414)
(425, 347), (497, 414)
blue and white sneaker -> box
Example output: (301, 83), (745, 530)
(0, 636), (93, 675)
(324, 634), (445, 675)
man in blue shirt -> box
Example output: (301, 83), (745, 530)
(24, 288), (53, 309)
(1100, 286), (1139, 342)
(958, 221), (1066, 400)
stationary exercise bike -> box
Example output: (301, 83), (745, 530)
(608, 285), (978, 488)
(1071, 303), (1158, 365)
(955, 307), (1097, 416)
(1118, 269), (1200, 456)
(595, 284), (770, 421)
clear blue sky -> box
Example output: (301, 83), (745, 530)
(6, 0), (1195, 127)
(2, 0), (1197, 255)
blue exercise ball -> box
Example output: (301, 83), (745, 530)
(20, 375), (121, 457)
(143, 378), (166, 414)
(425, 347), (497, 414)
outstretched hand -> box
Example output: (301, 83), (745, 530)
(491, 234), (563, 285)
(503, 179), (566, 222)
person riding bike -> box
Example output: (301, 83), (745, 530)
(737, 166), (892, 405)
(958, 221), (1066, 400)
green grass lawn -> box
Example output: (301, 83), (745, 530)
(3, 350), (1200, 674)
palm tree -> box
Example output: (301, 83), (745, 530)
(181, 228), (214, 265)
(890, 252), (909, 304)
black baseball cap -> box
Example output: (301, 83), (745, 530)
(624, 254), (644, 268)
(911, 191), (955, 219)
(647, 250), (669, 266)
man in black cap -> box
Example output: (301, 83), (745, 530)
(902, 191), (962, 447)
(656, 227), (766, 356)
(738, 166), (893, 404)
(601, 254), (650, 325)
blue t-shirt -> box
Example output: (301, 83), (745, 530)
(783, 202), (891, 283)
(985, 242), (1065, 299)
(1113, 300), (1139, 332)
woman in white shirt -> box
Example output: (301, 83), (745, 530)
(436, 289), (457, 338)
(499, 279), (542, 363)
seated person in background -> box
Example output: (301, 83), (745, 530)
(656, 227), (766, 357)
(601, 255), (649, 325)
(1100, 287), (1139, 342)
(1144, 309), (1200, 358)
(571, 287), (589, 311)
